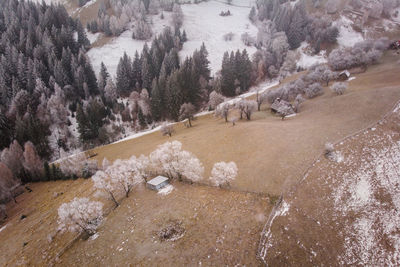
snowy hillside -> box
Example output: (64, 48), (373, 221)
(180, 0), (258, 75)
(87, 0), (257, 77)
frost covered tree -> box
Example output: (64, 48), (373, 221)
(160, 123), (174, 137)
(215, 103), (230, 122)
(149, 141), (204, 183)
(23, 142), (44, 181)
(133, 19), (153, 40)
(236, 99), (257, 120)
(0, 162), (19, 204)
(179, 103), (196, 127)
(104, 77), (118, 103)
(208, 91), (225, 110)
(325, 0), (338, 14)
(59, 152), (98, 178)
(294, 94), (305, 113)
(256, 91), (268, 111)
(331, 82), (348, 95)
(58, 197), (103, 236)
(172, 4), (184, 29)
(1, 140), (24, 177)
(107, 157), (145, 197)
(92, 170), (120, 207)
(305, 83), (324, 99)
(209, 161), (238, 188)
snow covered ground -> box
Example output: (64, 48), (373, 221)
(296, 42), (327, 69)
(87, 12), (173, 77)
(180, 0), (258, 75)
(334, 16), (364, 47)
(87, 0), (257, 77)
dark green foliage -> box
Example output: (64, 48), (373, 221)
(221, 49), (252, 96)
(76, 100), (107, 144)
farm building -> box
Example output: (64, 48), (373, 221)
(147, 176), (169, 191)
(338, 70), (350, 81)
(271, 98), (295, 115)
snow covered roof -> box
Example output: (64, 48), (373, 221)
(271, 98), (295, 115)
(147, 176), (169, 186)
(339, 70), (350, 77)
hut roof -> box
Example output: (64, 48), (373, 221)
(271, 98), (295, 115)
(147, 176), (169, 186)
(339, 70), (350, 78)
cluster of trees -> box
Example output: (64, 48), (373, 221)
(328, 39), (388, 71)
(253, 0), (338, 51)
(265, 64), (339, 106)
(0, 140), (45, 218)
(87, 0), (183, 40)
(0, 0), (96, 162)
(58, 140), (238, 236)
(219, 50), (252, 97)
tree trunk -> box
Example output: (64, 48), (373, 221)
(188, 117), (192, 127)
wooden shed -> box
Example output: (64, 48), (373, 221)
(271, 98), (295, 115)
(338, 70), (350, 81)
(147, 176), (169, 191)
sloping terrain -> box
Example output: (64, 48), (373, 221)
(91, 52), (400, 195)
(258, 78), (400, 265)
(1, 52), (400, 265)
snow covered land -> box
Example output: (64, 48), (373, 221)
(180, 0), (258, 75)
(87, 0), (257, 76)
(87, 12), (173, 77)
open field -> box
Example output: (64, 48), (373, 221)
(259, 91), (400, 266)
(0, 179), (270, 266)
(1, 52), (400, 265)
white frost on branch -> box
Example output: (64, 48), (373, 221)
(58, 197), (103, 236)
(209, 161), (238, 187)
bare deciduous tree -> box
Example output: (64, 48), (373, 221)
(160, 123), (174, 137)
(179, 103), (196, 127)
(256, 91), (268, 111)
(215, 103), (230, 122)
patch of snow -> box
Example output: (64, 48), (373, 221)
(113, 125), (163, 144)
(285, 113), (297, 119)
(86, 30), (101, 45)
(90, 233), (99, 240)
(218, 80), (279, 108)
(0, 224), (8, 233)
(348, 77), (356, 81)
(259, 199), (290, 260)
(333, 16), (364, 48)
(158, 184), (174, 196)
(296, 42), (327, 69)
(180, 0), (258, 75)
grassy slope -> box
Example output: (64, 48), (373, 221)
(91, 52), (400, 196)
(260, 83), (400, 266)
(1, 52), (400, 265)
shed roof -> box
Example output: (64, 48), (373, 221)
(147, 176), (169, 186)
(339, 70), (350, 77)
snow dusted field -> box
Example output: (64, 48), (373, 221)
(180, 0), (258, 75)
(87, 12), (173, 77)
(334, 16), (364, 48)
(259, 100), (400, 265)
